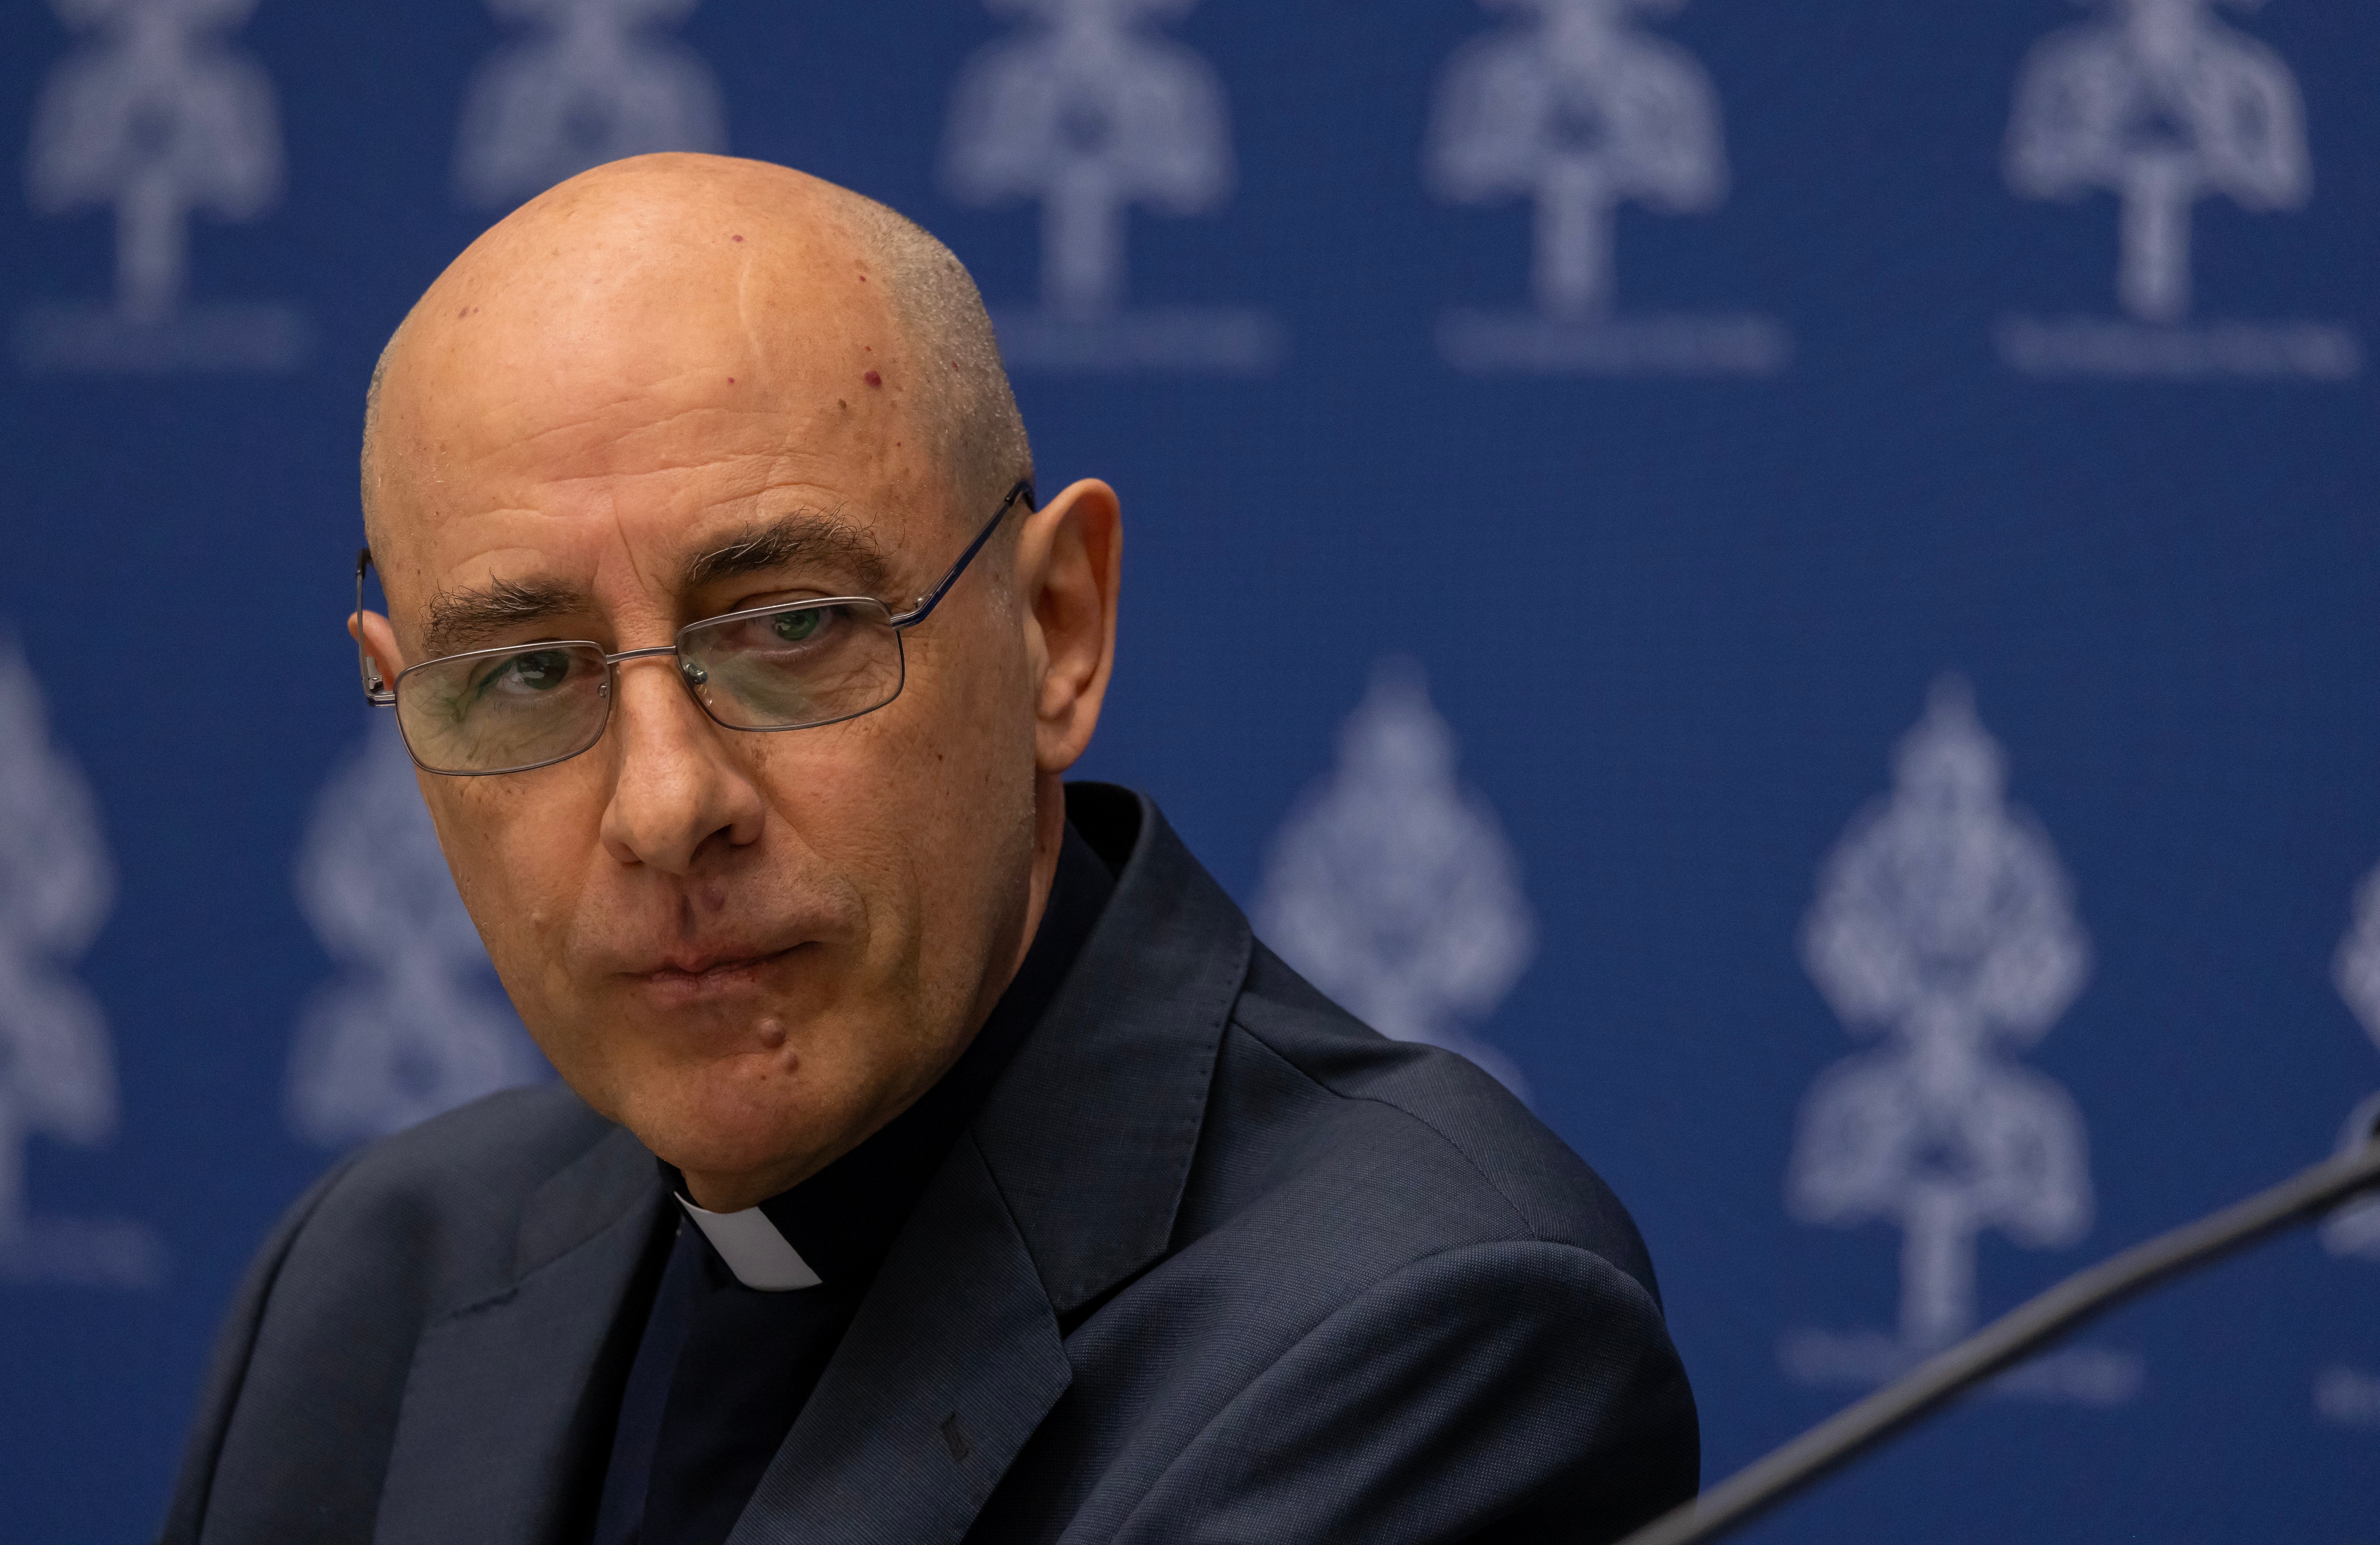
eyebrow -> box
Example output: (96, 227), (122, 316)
(417, 512), (897, 660)
(422, 575), (583, 659)
(684, 511), (893, 597)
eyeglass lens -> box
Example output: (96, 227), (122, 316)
(393, 598), (906, 775)
(680, 599), (903, 731)
(398, 642), (611, 774)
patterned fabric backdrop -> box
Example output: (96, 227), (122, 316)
(2, 2), (2376, 1539)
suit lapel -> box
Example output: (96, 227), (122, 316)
(730, 788), (1250, 1543)
(977, 786), (1252, 1316)
(376, 1124), (665, 1545)
(725, 1133), (1073, 1545)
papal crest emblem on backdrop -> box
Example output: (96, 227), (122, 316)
(0, 641), (163, 1288)
(1255, 661), (1535, 1100)
(1999, 0), (2357, 380)
(2315, 864), (2380, 1427)
(454, 0), (727, 212)
(1779, 680), (2139, 1405)
(17, 0), (308, 373)
(941, 0), (1284, 375)
(285, 720), (548, 1149)
(1424, 0), (1788, 377)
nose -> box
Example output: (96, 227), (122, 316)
(598, 655), (766, 873)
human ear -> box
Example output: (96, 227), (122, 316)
(350, 610), (407, 691)
(1015, 478), (1121, 775)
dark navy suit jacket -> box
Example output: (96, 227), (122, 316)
(161, 785), (1698, 1544)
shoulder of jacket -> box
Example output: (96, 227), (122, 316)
(1222, 946), (1661, 1302)
(274, 1084), (632, 1317)
(318, 1083), (618, 1213)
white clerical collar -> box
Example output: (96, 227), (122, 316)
(675, 1194), (823, 1292)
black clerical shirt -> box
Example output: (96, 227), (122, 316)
(591, 826), (1116, 1545)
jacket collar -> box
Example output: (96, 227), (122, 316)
(972, 783), (1252, 1316)
(720, 784), (1252, 1545)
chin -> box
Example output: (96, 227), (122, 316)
(627, 1055), (853, 1186)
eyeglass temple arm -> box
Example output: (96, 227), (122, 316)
(356, 547), (396, 707)
(888, 480), (1036, 629)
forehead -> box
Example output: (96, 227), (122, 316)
(369, 229), (946, 618)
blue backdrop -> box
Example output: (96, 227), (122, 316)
(3, 1), (2377, 1539)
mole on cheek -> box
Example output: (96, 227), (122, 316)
(731, 234), (744, 243)
(864, 370), (883, 388)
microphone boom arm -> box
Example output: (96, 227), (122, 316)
(1616, 1123), (2380, 1545)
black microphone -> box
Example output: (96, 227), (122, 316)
(1617, 1111), (2380, 1545)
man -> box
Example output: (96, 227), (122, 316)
(163, 154), (1696, 1544)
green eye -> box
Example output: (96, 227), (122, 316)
(499, 650), (575, 691)
(773, 610), (823, 643)
(442, 648), (580, 725)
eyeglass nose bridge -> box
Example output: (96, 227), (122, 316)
(601, 642), (706, 694)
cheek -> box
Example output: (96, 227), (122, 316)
(899, 624), (1038, 834)
(744, 724), (932, 951)
(426, 773), (603, 999)
(901, 632), (1042, 939)
(745, 635), (1036, 968)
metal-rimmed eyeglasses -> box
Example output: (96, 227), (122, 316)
(357, 480), (1036, 777)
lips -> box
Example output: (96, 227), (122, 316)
(647, 945), (785, 977)
(575, 876), (861, 1005)
(630, 942), (806, 1002)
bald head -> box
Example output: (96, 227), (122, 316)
(362, 154), (1029, 560)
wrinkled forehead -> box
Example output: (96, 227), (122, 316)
(366, 205), (942, 619)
